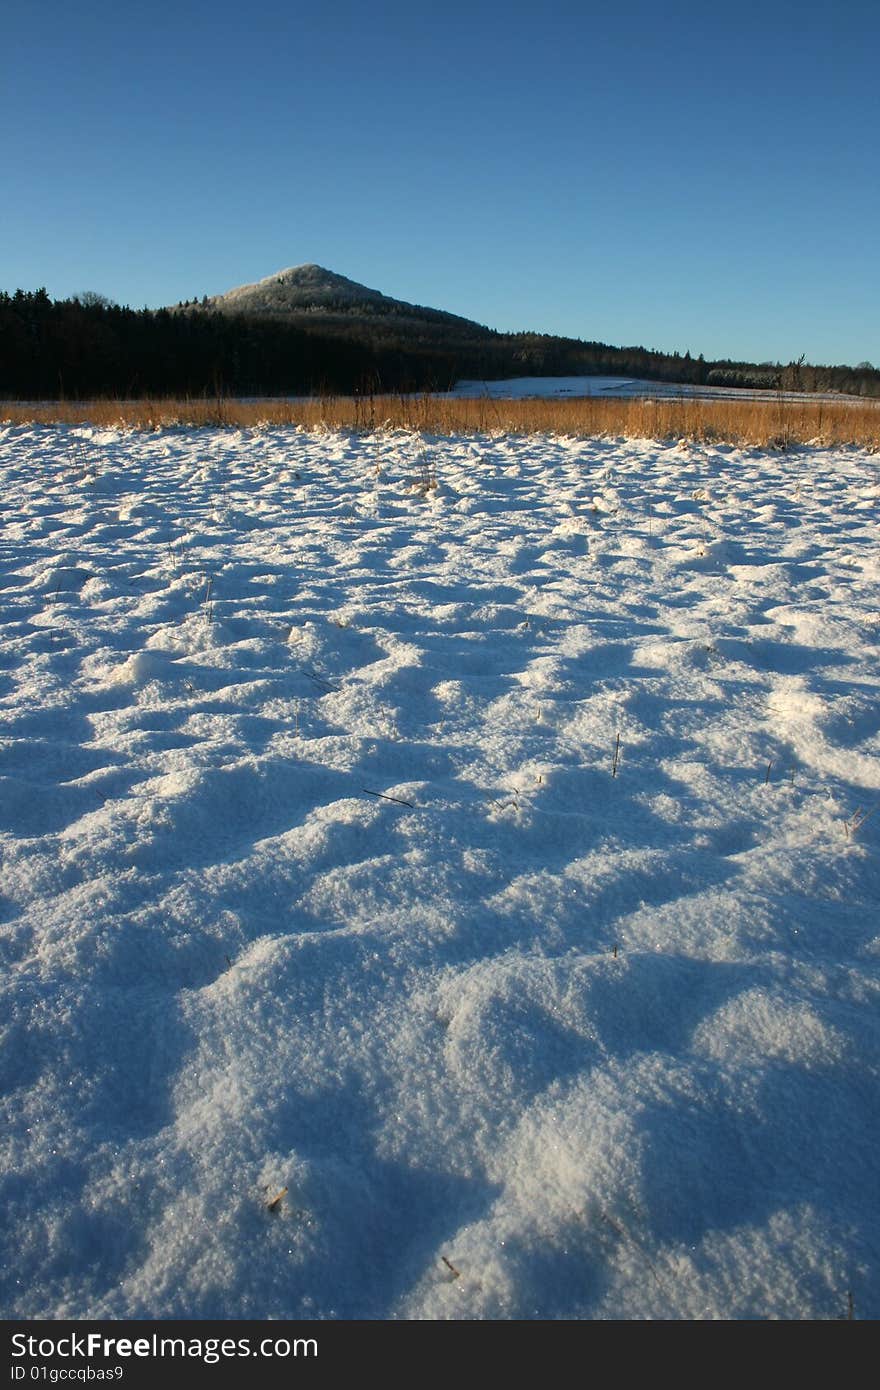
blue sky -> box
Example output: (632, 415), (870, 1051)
(3, 0), (877, 366)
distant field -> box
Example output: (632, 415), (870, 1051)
(449, 374), (871, 404)
(3, 388), (880, 448)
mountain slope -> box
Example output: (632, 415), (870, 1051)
(186, 263), (493, 337)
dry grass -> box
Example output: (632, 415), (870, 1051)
(3, 392), (880, 447)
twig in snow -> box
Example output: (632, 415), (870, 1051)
(266, 1186), (288, 1213)
(612, 732), (621, 778)
(303, 668), (340, 693)
(362, 788), (415, 808)
(600, 1211), (667, 1296)
(441, 1256), (461, 1279)
(202, 574), (214, 625)
(845, 805), (877, 838)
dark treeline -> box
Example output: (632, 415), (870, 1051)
(2, 288), (878, 399)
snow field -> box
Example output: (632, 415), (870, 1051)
(0, 423), (878, 1319)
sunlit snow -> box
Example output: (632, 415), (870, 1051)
(1, 422), (878, 1320)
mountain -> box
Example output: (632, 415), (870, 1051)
(180, 263), (494, 340)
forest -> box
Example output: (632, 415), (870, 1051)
(2, 287), (878, 399)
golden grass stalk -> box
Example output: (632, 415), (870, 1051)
(2, 393), (879, 447)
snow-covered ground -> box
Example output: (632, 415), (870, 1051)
(451, 375), (859, 403)
(451, 375), (645, 398)
(1, 422), (878, 1321)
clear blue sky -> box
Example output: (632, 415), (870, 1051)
(3, 0), (877, 366)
